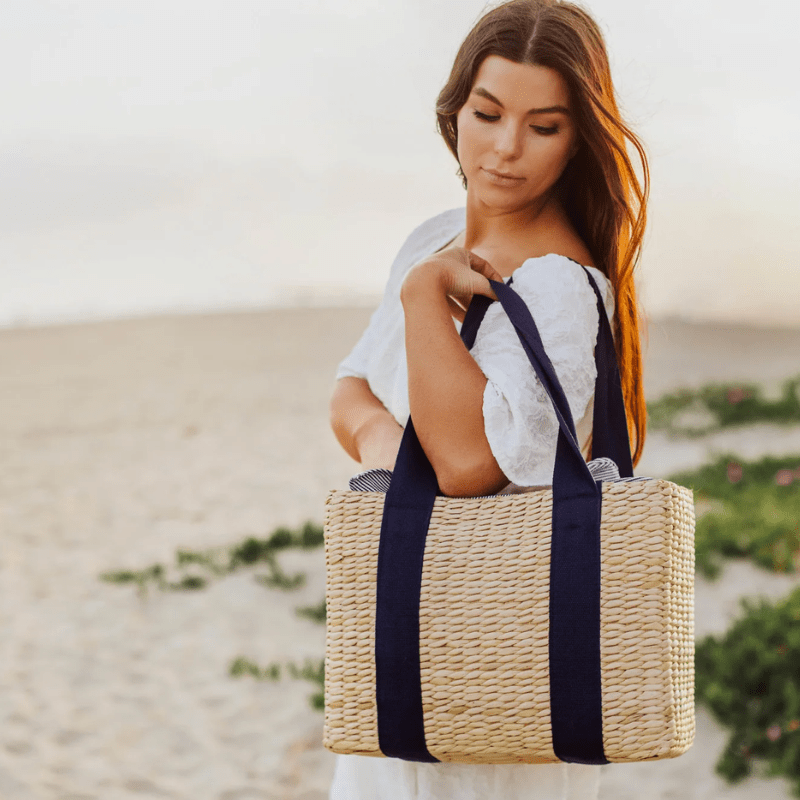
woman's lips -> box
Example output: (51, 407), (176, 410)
(482, 168), (525, 186)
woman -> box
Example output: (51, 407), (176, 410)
(328, 0), (648, 797)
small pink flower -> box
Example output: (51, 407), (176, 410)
(767, 725), (782, 742)
(776, 470), (794, 486)
(726, 387), (751, 404)
(788, 720), (800, 732)
(793, 466), (800, 479)
(727, 462), (743, 483)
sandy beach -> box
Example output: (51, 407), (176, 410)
(1, 307), (799, 800)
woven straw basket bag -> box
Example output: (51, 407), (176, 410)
(324, 269), (695, 765)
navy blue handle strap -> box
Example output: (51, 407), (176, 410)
(374, 267), (633, 763)
(488, 277), (607, 764)
(579, 267), (633, 475)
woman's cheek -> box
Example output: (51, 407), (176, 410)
(457, 119), (480, 165)
(543, 138), (574, 180)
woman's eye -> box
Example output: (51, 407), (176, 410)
(472, 110), (558, 136)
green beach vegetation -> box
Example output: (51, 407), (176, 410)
(695, 588), (800, 794)
(101, 520), (328, 711)
(668, 453), (800, 579)
(647, 374), (800, 437)
(658, 375), (800, 795)
(230, 656), (325, 711)
(100, 521), (324, 596)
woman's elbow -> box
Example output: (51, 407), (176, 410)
(436, 457), (508, 498)
(329, 377), (363, 459)
(329, 383), (346, 433)
(329, 385), (346, 441)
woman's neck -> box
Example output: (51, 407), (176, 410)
(462, 191), (571, 276)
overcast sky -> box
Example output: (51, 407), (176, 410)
(1, 0), (798, 326)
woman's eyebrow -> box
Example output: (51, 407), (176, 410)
(471, 86), (570, 115)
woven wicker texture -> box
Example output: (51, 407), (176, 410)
(323, 479), (695, 764)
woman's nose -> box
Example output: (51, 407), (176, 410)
(493, 121), (523, 160)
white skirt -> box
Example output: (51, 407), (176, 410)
(329, 754), (601, 800)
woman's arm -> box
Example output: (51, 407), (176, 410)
(330, 376), (404, 470)
(400, 251), (509, 497)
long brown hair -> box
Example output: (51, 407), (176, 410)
(436, 0), (649, 467)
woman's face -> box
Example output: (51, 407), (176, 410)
(455, 55), (579, 212)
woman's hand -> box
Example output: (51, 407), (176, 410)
(399, 247), (509, 497)
(401, 247), (504, 321)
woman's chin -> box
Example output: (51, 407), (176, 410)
(470, 187), (529, 212)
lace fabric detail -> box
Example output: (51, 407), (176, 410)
(473, 255), (615, 487)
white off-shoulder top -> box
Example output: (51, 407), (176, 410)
(335, 206), (616, 490)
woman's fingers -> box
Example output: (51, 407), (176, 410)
(448, 270), (497, 304)
(445, 295), (467, 322)
(435, 247), (501, 307)
(467, 269), (498, 301)
(468, 251), (504, 284)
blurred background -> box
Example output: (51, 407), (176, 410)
(1, 0), (798, 327)
(2, 3), (800, 799)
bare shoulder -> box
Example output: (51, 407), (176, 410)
(544, 226), (595, 268)
(515, 209), (596, 269)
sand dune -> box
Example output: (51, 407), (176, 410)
(1, 308), (798, 799)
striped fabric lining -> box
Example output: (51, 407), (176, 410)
(349, 468), (394, 492)
(348, 458), (651, 493)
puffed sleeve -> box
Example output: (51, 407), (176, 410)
(335, 207), (466, 382)
(334, 299), (390, 381)
(470, 255), (615, 487)
(334, 248), (407, 381)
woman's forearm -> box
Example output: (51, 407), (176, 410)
(401, 270), (507, 497)
(330, 376), (404, 469)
